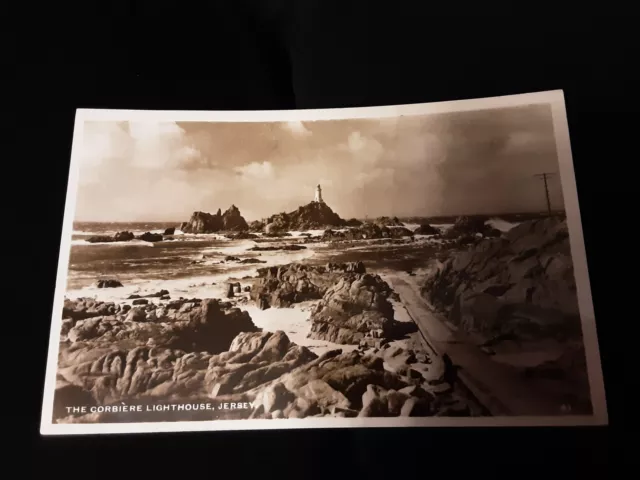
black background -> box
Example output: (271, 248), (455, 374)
(16, 2), (633, 475)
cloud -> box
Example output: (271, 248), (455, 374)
(128, 122), (196, 169)
(234, 161), (275, 179)
(81, 122), (130, 167)
(283, 121), (312, 136)
(75, 103), (561, 222)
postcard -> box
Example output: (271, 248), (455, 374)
(40, 90), (607, 434)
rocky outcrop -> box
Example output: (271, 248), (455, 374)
(421, 217), (582, 343)
(61, 297), (258, 354)
(248, 244), (307, 252)
(221, 205), (249, 231)
(444, 216), (501, 239)
(85, 230), (165, 243)
(374, 216), (404, 227)
(137, 232), (163, 242)
(96, 278), (122, 288)
(223, 256), (266, 265)
(62, 298), (123, 322)
(86, 231), (135, 243)
(322, 223), (413, 241)
(225, 232), (258, 240)
(180, 211), (223, 233)
(414, 224), (440, 235)
(261, 201), (346, 232)
(54, 329), (475, 423)
(248, 220), (265, 232)
(95, 279), (123, 288)
(127, 289), (169, 299)
(309, 273), (417, 345)
(163, 227), (175, 235)
(250, 262), (366, 310)
(180, 205), (249, 234)
(114, 231), (135, 241)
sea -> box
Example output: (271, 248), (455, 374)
(67, 221), (317, 301)
(66, 218), (516, 303)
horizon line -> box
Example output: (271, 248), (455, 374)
(73, 208), (566, 224)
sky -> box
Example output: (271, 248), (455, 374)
(75, 103), (564, 222)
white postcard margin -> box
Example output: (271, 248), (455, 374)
(40, 90), (608, 435)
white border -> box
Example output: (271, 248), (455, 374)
(40, 90), (608, 435)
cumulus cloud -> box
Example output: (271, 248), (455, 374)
(75, 103), (562, 222)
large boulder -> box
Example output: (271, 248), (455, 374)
(137, 232), (163, 242)
(95, 279), (123, 288)
(309, 273), (416, 344)
(114, 231), (135, 241)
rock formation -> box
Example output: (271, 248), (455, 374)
(374, 216), (404, 227)
(322, 223), (413, 241)
(421, 217), (582, 343)
(260, 201), (347, 232)
(180, 205), (249, 234)
(225, 232), (259, 240)
(61, 297), (258, 354)
(414, 224), (440, 235)
(86, 231), (134, 243)
(54, 327), (475, 423)
(95, 279), (123, 288)
(443, 216), (501, 239)
(250, 262), (366, 309)
(248, 244), (307, 252)
(248, 220), (265, 232)
(309, 273), (416, 345)
(85, 230), (165, 243)
(221, 205), (249, 231)
(114, 231), (135, 241)
(137, 232), (163, 242)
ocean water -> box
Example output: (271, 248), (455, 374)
(66, 222), (315, 298)
(64, 220), (471, 302)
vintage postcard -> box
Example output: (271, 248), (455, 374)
(40, 90), (607, 435)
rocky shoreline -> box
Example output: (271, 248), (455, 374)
(418, 215), (592, 414)
(55, 261), (478, 423)
(58, 207), (591, 422)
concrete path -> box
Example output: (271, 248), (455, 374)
(385, 273), (566, 417)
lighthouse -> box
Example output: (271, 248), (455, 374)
(314, 184), (323, 203)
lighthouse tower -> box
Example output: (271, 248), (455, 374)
(314, 184), (323, 203)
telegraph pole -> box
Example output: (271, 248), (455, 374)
(533, 172), (555, 215)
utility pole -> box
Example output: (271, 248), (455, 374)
(533, 172), (555, 215)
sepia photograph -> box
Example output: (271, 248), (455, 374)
(40, 90), (607, 434)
